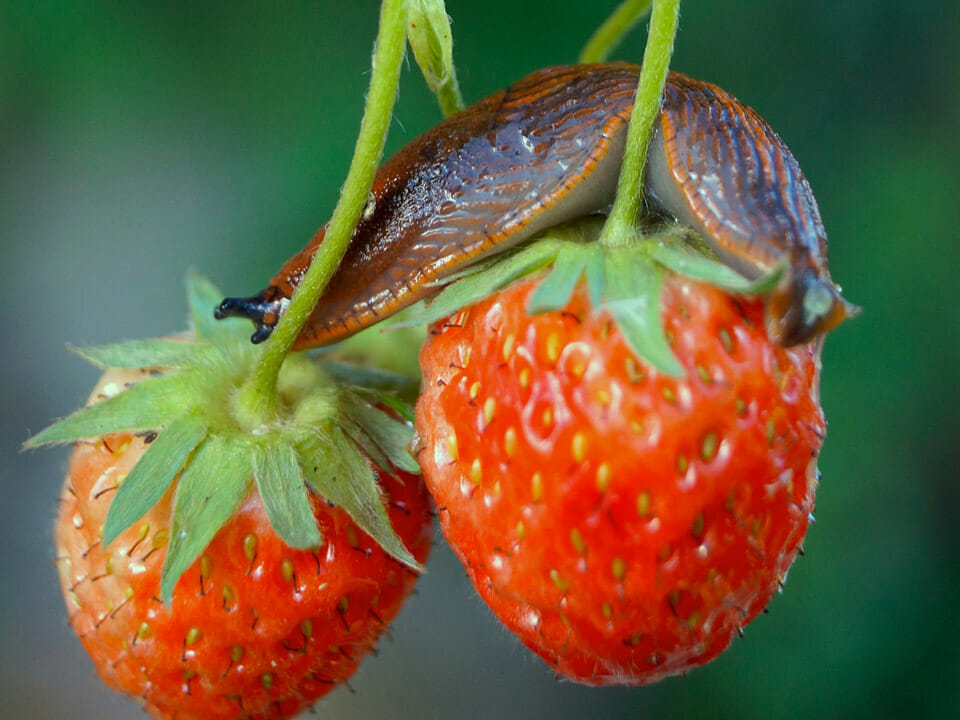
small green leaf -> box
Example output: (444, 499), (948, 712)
(103, 414), (208, 547)
(648, 238), (784, 294)
(298, 429), (422, 571)
(341, 392), (419, 473)
(396, 240), (562, 329)
(341, 418), (395, 476)
(26, 373), (200, 447)
(70, 339), (206, 370)
(407, 0), (454, 86)
(603, 252), (684, 376)
(527, 245), (589, 314)
(162, 435), (252, 602)
(253, 443), (322, 550)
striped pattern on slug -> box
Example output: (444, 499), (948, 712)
(217, 63), (849, 349)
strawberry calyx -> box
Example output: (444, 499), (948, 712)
(27, 274), (423, 603)
(397, 216), (784, 375)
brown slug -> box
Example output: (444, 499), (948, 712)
(216, 62), (852, 348)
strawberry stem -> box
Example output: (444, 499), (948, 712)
(598, 0), (680, 249)
(235, 0), (409, 426)
(579, 0), (653, 64)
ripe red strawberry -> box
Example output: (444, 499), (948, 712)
(415, 272), (824, 685)
(55, 367), (432, 720)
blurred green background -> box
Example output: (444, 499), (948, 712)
(2, 1), (958, 718)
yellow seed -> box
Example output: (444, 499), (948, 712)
(483, 397), (496, 426)
(152, 528), (169, 550)
(630, 419), (643, 435)
(222, 585), (235, 605)
(114, 439), (130, 457)
(624, 356), (645, 384)
(491, 480), (502, 498)
(125, 586), (134, 600)
(516, 521), (525, 541)
(570, 361), (585, 379)
(470, 458), (483, 485)
(550, 569), (568, 592)
(546, 332), (562, 363)
(338, 596), (349, 614)
(595, 463), (611, 493)
(719, 328), (733, 354)
(627, 632), (642, 646)
(541, 407), (553, 427)
(345, 525), (360, 549)
(469, 381), (481, 400)
(182, 669), (196, 681)
(502, 333), (515, 362)
(531, 472), (544, 502)
(661, 386), (676, 403)
(571, 432), (587, 463)
(281, 558), (295, 583)
(766, 419), (776, 447)
(560, 613), (571, 628)
(135, 523), (149, 543)
(736, 397), (747, 416)
(115, 472), (127, 486)
(261, 673), (274, 690)
(446, 431), (459, 461)
(696, 364), (711, 383)
(691, 512), (705, 539)
(461, 346), (472, 368)
(612, 557), (626, 581)
(104, 555), (114, 575)
(637, 491), (652, 517)
(668, 589), (681, 608)
(231, 645), (244, 662)
(137, 622), (152, 639)
(602, 603), (612, 619)
(301, 619), (313, 638)
(200, 555), (212, 580)
(570, 529), (586, 554)
(595, 388), (610, 406)
(677, 454), (688, 475)
(701, 432), (719, 461)
(243, 534), (258, 562)
(185, 626), (202, 645)
(504, 427), (517, 458)
(518, 368), (531, 388)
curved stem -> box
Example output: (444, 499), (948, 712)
(236, 0), (409, 424)
(435, 69), (464, 117)
(598, 0), (680, 248)
(579, 0), (653, 64)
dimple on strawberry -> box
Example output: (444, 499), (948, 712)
(33, 277), (431, 720)
(412, 227), (829, 685)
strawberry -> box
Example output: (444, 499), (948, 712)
(414, 262), (825, 685)
(34, 277), (431, 719)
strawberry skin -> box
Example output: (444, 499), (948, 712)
(56, 369), (432, 720)
(415, 274), (824, 684)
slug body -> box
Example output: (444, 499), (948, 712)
(217, 63), (850, 348)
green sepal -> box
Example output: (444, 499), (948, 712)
(527, 244), (597, 314)
(406, 0), (457, 97)
(397, 239), (562, 329)
(187, 273), (247, 343)
(162, 434), (252, 603)
(25, 373), (202, 447)
(340, 392), (419, 473)
(102, 413), (208, 547)
(253, 442), (322, 550)
(297, 429), (422, 571)
(317, 359), (417, 395)
(69, 339), (207, 370)
(602, 250), (685, 376)
(648, 236), (785, 295)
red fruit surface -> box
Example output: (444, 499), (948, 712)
(415, 274), (824, 685)
(55, 369), (433, 720)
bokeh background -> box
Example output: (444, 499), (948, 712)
(2, 1), (958, 718)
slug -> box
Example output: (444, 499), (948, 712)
(216, 62), (852, 348)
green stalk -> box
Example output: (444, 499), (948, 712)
(579, 0), (653, 64)
(598, 0), (680, 248)
(235, 0), (409, 425)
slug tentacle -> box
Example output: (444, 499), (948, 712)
(218, 63), (850, 348)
